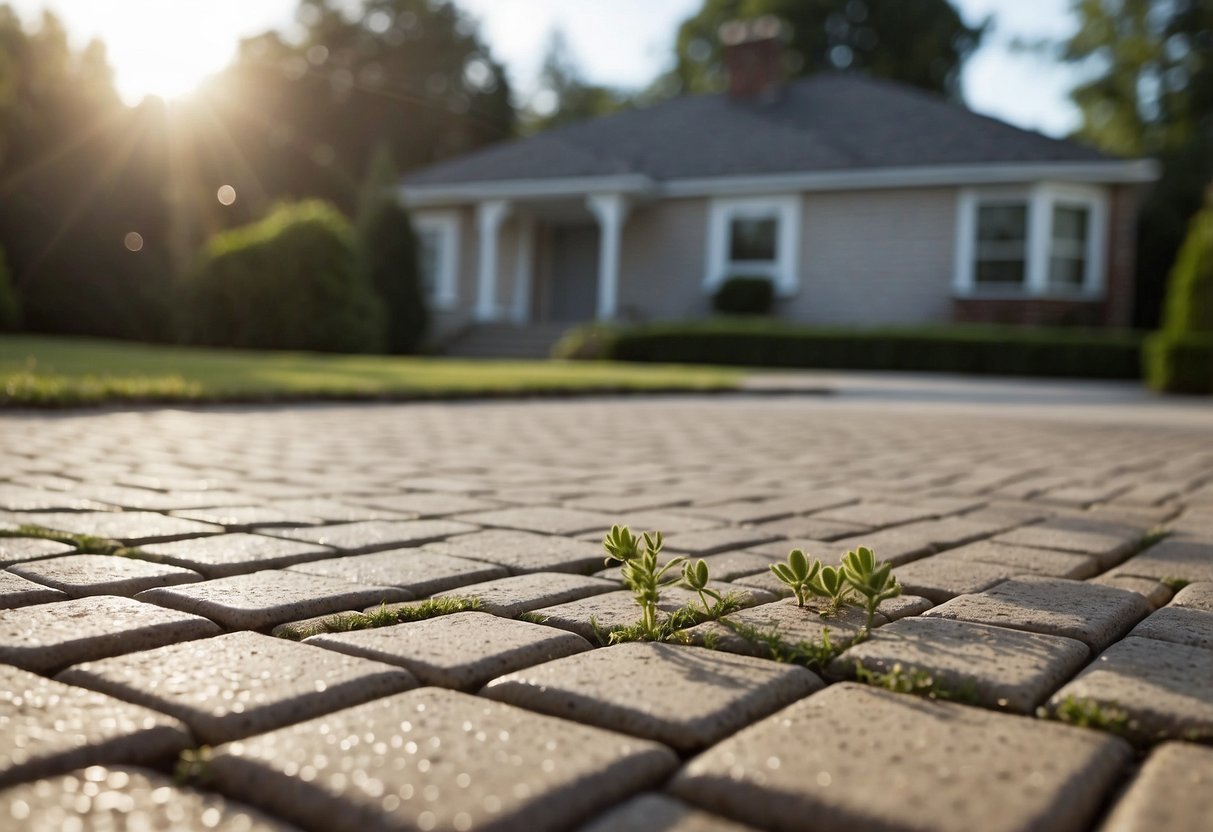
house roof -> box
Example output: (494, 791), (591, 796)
(403, 73), (1154, 199)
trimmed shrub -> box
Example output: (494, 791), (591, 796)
(558, 320), (1143, 380)
(187, 201), (385, 353)
(1147, 199), (1213, 394)
(0, 247), (20, 331)
(359, 198), (428, 354)
(712, 276), (775, 315)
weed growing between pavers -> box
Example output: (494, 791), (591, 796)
(1044, 696), (1135, 736)
(853, 661), (979, 704)
(0, 525), (144, 558)
(769, 545), (903, 637)
(273, 598), (481, 641)
(719, 619), (842, 670)
(1161, 575), (1192, 591)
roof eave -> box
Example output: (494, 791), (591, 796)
(400, 174), (655, 207)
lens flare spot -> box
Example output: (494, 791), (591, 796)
(124, 232), (144, 252)
(217, 185), (237, 206)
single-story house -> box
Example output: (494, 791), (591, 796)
(400, 22), (1158, 343)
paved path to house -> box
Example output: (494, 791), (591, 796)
(2, 386), (1212, 831)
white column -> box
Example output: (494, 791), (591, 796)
(1026, 186), (1052, 296)
(586, 193), (629, 320)
(511, 214), (535, 324)
(475, 199), (511, 321)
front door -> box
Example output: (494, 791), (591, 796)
(545, 224), (598, 322)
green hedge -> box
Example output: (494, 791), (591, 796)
(556, 321), (1144, 380)
(187, 201), (385, 353)
(1145, 332), (1213, 394)
(713, 276), (774, 315)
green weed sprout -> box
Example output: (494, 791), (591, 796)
(770, 549), (819, 607)
(603, 524), (685, 640)
(841, 546), (902, 634)
(682, 558), (722, 614)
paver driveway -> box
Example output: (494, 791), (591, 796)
(1, 390), (1212, 831)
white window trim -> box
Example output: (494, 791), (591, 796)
(411, 210), (460, 310)
(705, 195), (801, 297)
(953, 182), (1108, 300)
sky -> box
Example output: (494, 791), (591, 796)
(8, 0), (1085, 138)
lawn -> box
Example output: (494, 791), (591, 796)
(0, 335), (740, 407)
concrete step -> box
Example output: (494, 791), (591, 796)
(443, 323), (576, 359)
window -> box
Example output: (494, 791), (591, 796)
(411, 211), (459, 309)
(955, 185), (1106, 298)
(706, 196), (801, 295)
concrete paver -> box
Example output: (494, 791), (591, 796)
(0, 570), (67, 608)
(285, 549), (508, 596)
(424, 528), (607, 574)
(670, 683), (1131, 832)
(57, 631), (417, 744)
(139, 533), (337, 578)
(1100, 742), (1213, 832)
(0, 666), (190, 787)
(429, 572), (617, 616)
(208, 688), (678, 832)
(577, 794), (761, 832)
(0, 537), (74, 568)
(9, 553), (201, 596)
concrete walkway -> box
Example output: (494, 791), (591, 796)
(1, 385), (1211, 831)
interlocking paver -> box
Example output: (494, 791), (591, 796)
(0, 665), (190, 787)
(13, 510), (224, 544)
(170, 504), (324, 529)
(932, 540), (1100, 578)
(1108, 538), (1213, 585)
(670, 683), (1132, 832)
(0, 766), (300, 831)
(0, 486), (107, 511)
(924, 576), (1152, 651)
(0, 536), (75, 567)
(429, 572), (617, 616)
(139, 532), (337, 578)
(454, 506), (617, 536)
(812, 501), (940, 530)
(286, 550), (507, 595)
(484, 642), (821, 752)
(991, 517), (1144, 568)
(0, 595), (220, 673)
(353, 492), (502, 517)
(534, 586), (774, 642)
(57, 631), (416, 744)
(830, 616), (1090, 712)
(1049, 637), (1213, 743)
(664, 527), (781, 556)
(686, 598), (874, 658)
(137, 570), (407, 630)
(0, 570), (67, 608)
(265, 519), (477, 554)
(9, 553), (201, 597)
(1100, 742), (1213, 832)
(308, 610), (590, 690)
(1088, 574), (1174, 609)
(424, 528), (606, 574)
(1172, 581), (1213, 611)
(750, 516), (868, 542)
(208, 688), (679, 832)
(578, 795), (761, 832)
(1128, 605), (1213, 649)
(891, 556), (1014, 602)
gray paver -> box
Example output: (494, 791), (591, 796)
(0, 665), (190, 787)
(0, 766), (300, 831)
(308, 610), (590, 690)
(482, 642), (822, 752)
(14, 510), (224, 544)
(0, 570), (67, 608)
(577, 794), (761, 832)
(286, 550), (508, 595)
(0, 595), (220, 673)
(139, 533), (337, 578)
(534, 586), (774, 642)
(266, 519), (477, 554)
(1100, 742), (1213, 832)
(1049, 637), (1213, 743)
(1109, 538), (1213, 584)
(750, 516), (868, 542)
(891, 557), (1014, 602)
(429, 572), (617, 616)
(208, 687), (678, 832)
(57, 631), (416, 744)
(354, 492), (502, 517)
(933, 540), (1100, 578)
(9, 553), (201, 597)
(812, 501), (940, 530)
(670, 683), (1132, 832)
(664, 527), (782, 556)
(686, 598), (874, 658)
(992, 517), (1143, 568)
(1088, 574), (1174, 609)
(830, 616), (1090, 712)
(0, 537), (75, 568)
(171, 504), (324, 529)
(424, 529), (607, 574)
(454, 506), (617, 536)
(1172, 581), (1213, 611)
(1128, 605), (1213, 649)
(137, 570), (408, 630)
(924, 576), (1152, 651)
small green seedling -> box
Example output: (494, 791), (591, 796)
(1045, 696), (1133, 735)
(682, 558), (723, 614)
(841, 546), (902, 634)
(770, 549), (820, 607)
(603, 524), (686, 640)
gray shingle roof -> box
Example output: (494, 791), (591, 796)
(405, 73), (1112, 188)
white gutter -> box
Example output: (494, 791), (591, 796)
(400, 159), (1159, 206)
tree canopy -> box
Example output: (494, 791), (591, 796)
(662, 0), (986, 100)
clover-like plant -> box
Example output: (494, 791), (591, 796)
(682, 558), (723, 614)
(841, 545), (902, 634)
(603, 524), (686, 640)
(770, 548), (819, 607)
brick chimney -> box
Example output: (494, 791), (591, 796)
(719, 15), (786, 101)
